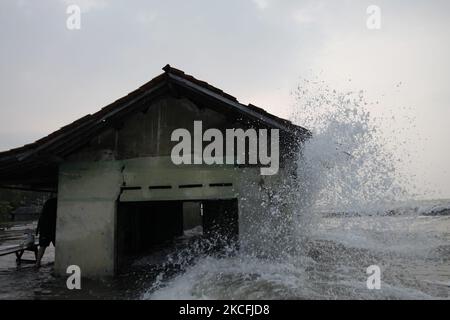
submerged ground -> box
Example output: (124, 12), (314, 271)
(0, 203), (449, 300)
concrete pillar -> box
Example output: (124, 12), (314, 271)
(55, 161), (122, 278)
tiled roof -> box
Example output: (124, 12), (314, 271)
(0, 65), (310, 188)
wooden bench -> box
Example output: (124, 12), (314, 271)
(0, 241), (39, 264)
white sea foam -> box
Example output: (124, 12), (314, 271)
(143, 81), (449, 300)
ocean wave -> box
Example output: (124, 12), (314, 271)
(320, 200), (450, 217)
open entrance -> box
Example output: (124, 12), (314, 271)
(116, 199), (238, 273)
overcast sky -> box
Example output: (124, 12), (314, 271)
(0, 0), (449, 198)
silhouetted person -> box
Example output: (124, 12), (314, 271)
(35, 197), (57, 268)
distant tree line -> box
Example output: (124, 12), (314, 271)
(0, 189), (50, 221)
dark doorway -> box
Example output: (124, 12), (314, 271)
(116, 201), (183, 271)
(202, 199), (239, 246)
(115, 199), (238, 273)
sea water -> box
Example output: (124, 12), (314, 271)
(142, 81), (449, 300)
(0, 82), (449, 300)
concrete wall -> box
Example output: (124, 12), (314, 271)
(183, 202), (202, 230)
(55, 156), (294, 277)
(55, 161), (122, 277)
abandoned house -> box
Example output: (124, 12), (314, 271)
(0, 65), (310, 277)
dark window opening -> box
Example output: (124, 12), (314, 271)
(179, 184), (203, 189)
(209, 183), (233, 187)
(148, 185), (172, 190)
(120, 186), (142, 191)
